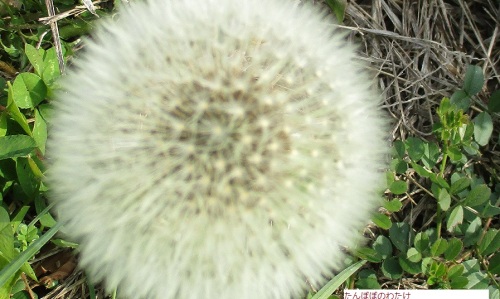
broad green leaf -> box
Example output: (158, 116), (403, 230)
(488, 252), (500, 275)
(371, 213), (392, 230)
(450, 177), (471, 195)
(6, 82), (31, 135)
(389, 222), (412, 252)
(487, 90), (500, 112)
(450, 276), (468, 289)
(393, 140), (405, 158)
(447, 205), (464, 232)
(32, 109), (47, 155)
(373, 235), (392, 259)
(12, 73), (47, 109)
(431, 238), (448, 256)
(478, 229), (500, 256)
(398, 256), (421, 274)
(464, 217), (482, 246)
(384, 199), (402, 212)
(24, 44), (43, 76)
(310, 260), (366, 299)
(438, 188), (451, 211)
(422, 142), (440, 169)
(463, 65), (484, 96)
(389, 180), (407, 195)
(355, 247), (382, 263)
(414, 232), (430, 253)
(448, 264), (464, 279)
(446, 145), (462, 162)
(465, 184), (491, 207)
(0, 135), (37, 160)
(405, 137), (425, 161)
(355, 269), (380, 289)
(41, 47), (62, 86)
(450, 90), (471, 111)
(473, 112), (493, 146)
(406, 247), (421, 263)
(444, 238), (462, 261)
(410, 161), (431, 178)
(465, 271), (489, 289)
(390, 158), (407, 174)
(16, 157), (40, 198)
(381, 257), (403, 279)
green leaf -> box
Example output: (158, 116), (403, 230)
(414, 232), (430, 253)
(393, 140), (406, 158)
(324, 0), (346, 23)
(310, 260), (366, 299)
(422, 142), (440, 169)
(389, 222), (412, 252)
(355, 247), (382, 263)
(438, 188), (451, 211)
(381, 257), (403, 279)
(384, 199), (402, 212)
(450, 177), (471, 195)
(446, 145), (462, 162)
(6, 82), (31, 135)
(464, 217), (482, 246)
(463, 65), (484, 96)
(389, 180), (407, 195)
(450, 90), (471, 111)
(487, 90), (500, 112)
(12, 73), (47, 109)
(447, 205), (464, 232)
(405, 137), (425, 161)
(373, 235), (392, 259)
(24, 44), (44, 76)
(406, 247), (421, 263)
(398, 256), (421, 275)
(371, 213), (392, 230)
(448, 264), (464, 279)
(0, 112), (7, 137)
(431, 238), (448, 256)
(0, 135), (37, 160)
(450, 276), (468, 289)
(465, 184), (491, 207)
(355, 269), (380, 289)
(478, 229), (500, 256)
(0, 222), (61, 287)
(488, 252), (500, 275)
(444, 238), (462, 261)
(473, 112), (493, 146)
(32, 109), (47, 155)
(16, 157), (40, 198)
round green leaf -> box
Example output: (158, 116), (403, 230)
(12, 73), (47, 109)
(450, 90), (471, 111)
(431, 238), (448, 257)
(373, 235), (392, 259)
(371, 213), (392, 230)
(398, 256), (421, 275)
(389, 180), (407, 195)
(355, 269), (380, 289)
(406, 247), (422, 263)
(488, 252), (500, 275)
(444, 238), (463, 261)
(448, 264), (464, 279)
(463, 65), (484, 96)
(465, 184), (491, 207)
(473, 112), (493, 146)
(384, 199), (402, 212)
(389, 222), (412, 252)
(438, 188), (451, 211)
(487, 90), (500, 112)
(414, 232), (430, 253)
(405, 137), (425, 161)
(446, 205), (464, 232)
(381, 257), (403, 279)
(450, 177), (471, 195)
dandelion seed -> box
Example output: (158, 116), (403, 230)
(49, 0), (387, 298)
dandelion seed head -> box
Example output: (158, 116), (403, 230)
(49, 0), (388, 298)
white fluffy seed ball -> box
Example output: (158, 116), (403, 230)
(49, 0), (387, 298)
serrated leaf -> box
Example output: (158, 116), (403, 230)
(384, 199), (402, 212)
(12, 73), (47, 109)
(431, 238), (448, 256)
(405, 137), (425, 161)
(447, 205), (464, 232)
(389, 180), (407, 195)
(438, 188), (451, 211)
(478, 229), (500, 256)
(371, 213), (392, 230)
(463, 65), (484, 96)
(444, 238), (463, 261)
(465, 184), (491, 207)
(373, 235), (392, 259)
(0, 135), (37, 160)
(473, 112), (493, 146)
(488, 90), (500, 112)
(381, 257), (403, 279)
